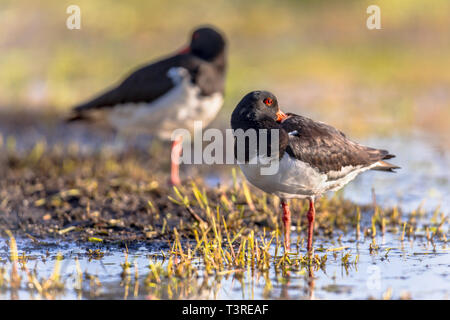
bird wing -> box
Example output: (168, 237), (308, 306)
(68, 54), (203, 119)
(281, 113), (397, 179)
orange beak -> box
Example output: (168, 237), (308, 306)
(178, 45), (190, 54)
(276, 110), (288, 123)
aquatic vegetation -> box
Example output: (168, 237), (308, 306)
(0, 130), (448, 300)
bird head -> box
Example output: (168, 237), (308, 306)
(179, 26), (226, 62)
(231, 91), (288, 125)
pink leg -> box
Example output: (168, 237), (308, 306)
(170, 136), (182, 185)
(281, 200), (291, 250)
(307, 198), (316, 252)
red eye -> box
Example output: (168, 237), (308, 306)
(264, 98), (273, 106)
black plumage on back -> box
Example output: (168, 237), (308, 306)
(281, 114), (399, 175)
(69, 55), (223, 116)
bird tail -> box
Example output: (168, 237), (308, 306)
(365, 147), (400, 172)
(371, 160), (400, 172)
(65, 112), (86, 122)
(65, 106), (96, 123)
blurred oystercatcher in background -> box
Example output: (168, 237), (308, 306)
(67, 26), (227, 185)
(231, 91), (399, 252)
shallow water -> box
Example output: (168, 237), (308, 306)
(0, 219), (448, 300)
(0, 125), (448, 299)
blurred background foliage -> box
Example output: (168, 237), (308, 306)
(0, 0), (449, 140)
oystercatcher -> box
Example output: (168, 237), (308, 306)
(231, 91), (399, 251)
(67, 26), (227, 185)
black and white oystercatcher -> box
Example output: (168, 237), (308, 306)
(231, 91), (399, 251)
(67, 26), (227, 185)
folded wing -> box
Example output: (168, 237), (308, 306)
(281, 114), (399, 180)
(67, 55), (202, 121)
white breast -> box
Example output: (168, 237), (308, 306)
(239, 153), (376, 199)
(105, 67), (223, 140)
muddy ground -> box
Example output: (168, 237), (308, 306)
(0, 111), (406, 247)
